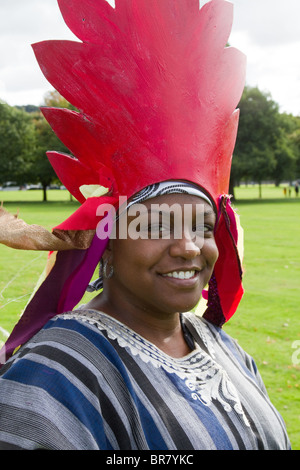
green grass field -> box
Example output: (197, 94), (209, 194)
(0, 185), (299, 449)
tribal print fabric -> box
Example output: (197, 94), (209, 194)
(0, 311), (290, 450)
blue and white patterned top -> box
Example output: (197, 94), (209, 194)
(0, 310), (291, 450)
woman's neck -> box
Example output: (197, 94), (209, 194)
(84, 293), (193, 358)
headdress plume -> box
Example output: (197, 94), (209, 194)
(32, 0), (246, 229)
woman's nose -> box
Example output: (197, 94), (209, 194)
(169, 229), (201, 260)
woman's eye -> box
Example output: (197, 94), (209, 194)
(204, 224), (214, 232)
(192, 224), (214, 235)
(150, 224), (170, 236)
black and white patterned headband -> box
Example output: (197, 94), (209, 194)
(125, 181), (213, 211)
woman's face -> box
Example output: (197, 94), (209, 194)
(104, 193), (218, 318)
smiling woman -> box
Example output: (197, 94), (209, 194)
(0, 0), (291, 450)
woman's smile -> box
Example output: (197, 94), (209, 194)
(161, 270), (197, 280)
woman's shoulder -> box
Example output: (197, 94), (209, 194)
(1, 310), (115, 377)
(0, 311), (120, 450)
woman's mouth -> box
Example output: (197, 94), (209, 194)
(161, 270), (196, 280)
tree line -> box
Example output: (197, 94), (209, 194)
(0, 87), (300, 201)
(231, 86), (300, 199)
(0, 91), (74, 201)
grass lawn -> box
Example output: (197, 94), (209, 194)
(0, 185), (299, 449)
(226, 185), (300, 449)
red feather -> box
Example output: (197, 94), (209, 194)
(32, 0), (246, 206)
(47, 152), (99, 203)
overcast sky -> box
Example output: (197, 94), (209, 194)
(0, 0), (299, 116)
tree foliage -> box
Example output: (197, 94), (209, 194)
(0, 92), (74, 200)
(0, 101), (36, 185)
(293, 133), (300, 176)
(31, 91), (76, 200)
(273, 112), (298, 186)
(232, 86), (299, 197)
(30, 111), (62, 201)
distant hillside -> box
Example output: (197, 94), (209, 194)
(14, 104), (40, 114)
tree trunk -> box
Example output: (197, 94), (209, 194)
(43, 185), (47, 202)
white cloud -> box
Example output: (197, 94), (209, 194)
(230, 0), (300, 115)
(231, 0), (300, 47)
(0, 0), (75, 106)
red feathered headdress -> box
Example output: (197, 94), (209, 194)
(1, 0), (246, 364)
(33, 0), (246, 230)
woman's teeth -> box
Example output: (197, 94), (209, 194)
(162, 271), (195, 280)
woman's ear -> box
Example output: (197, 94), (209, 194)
(101, 239), (114, 266)
(101, 241), (114, 281)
